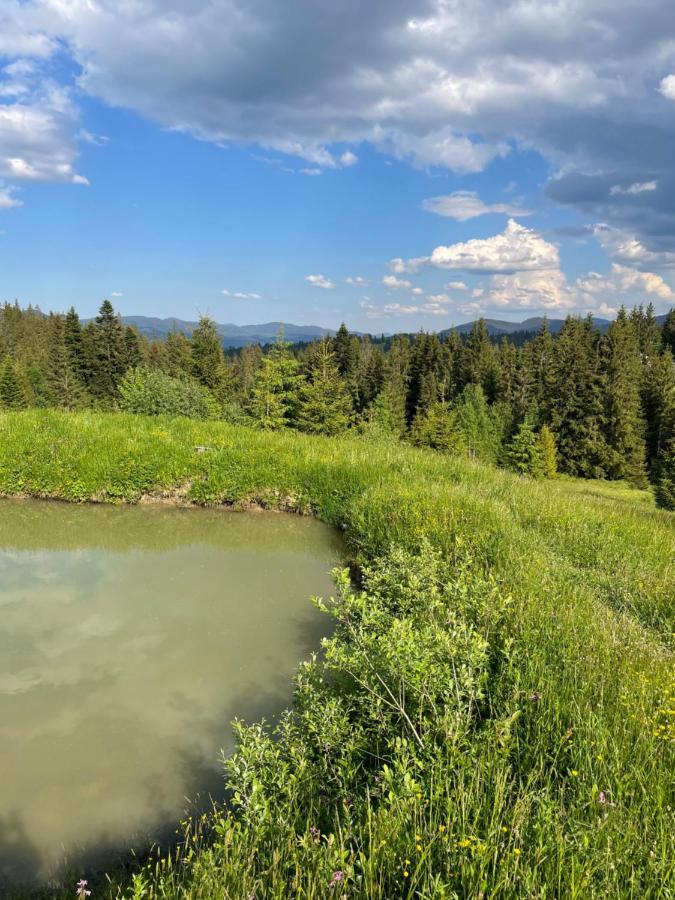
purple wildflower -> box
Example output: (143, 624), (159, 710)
(329, 870), (344, 889)
(76, 880), (91, 898)
(310, 825), (321, 842)
(598, 791), (606, 804)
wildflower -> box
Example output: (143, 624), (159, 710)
(416, 843), (422, 852)
(309, 825), (321, 843)
(501, 826), (508, 833)
(439, 825), (446, 833)
(403, 871), (409, 878)
(76, 881), (91, 899)
(570, 770), (579, 777)
(598, 791), (606, 804)
(529, 691), (542, 702)
(329, 871), (344, 889)
(513, 848), (522, 857)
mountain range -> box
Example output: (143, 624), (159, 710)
(111, 313), (670, 347)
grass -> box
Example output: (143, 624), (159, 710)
(0, 409), (673, 899)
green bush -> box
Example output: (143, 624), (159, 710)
(118, 366), (219, 420)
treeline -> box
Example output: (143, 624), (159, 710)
(1, 299), (674, 507)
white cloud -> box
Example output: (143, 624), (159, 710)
(222, 288), (262, 299)
(389, 255), (426, 275)
(306, 274), (335, 289)
(575, 264), (674, 302)
(110, 291), (123, 297)
(0, 184), (22, 208)
(426, 292), (451, 304)
(445, 280), (468, 291)
(339, 150), (358, 167)
(425, 219), (560, 273)
(659, 74), (675, 101)
(487, 269), (574, 310)
(411, 286), (424, 295)
(0, 70), (87, 185)
(382, 274), (412, 290)
(421, 190), (532, 221)
(346, 275), (368, 286)
(593, 225), (675, 269)
(300, 167), (323, 176)
(609, 180), (657, 196)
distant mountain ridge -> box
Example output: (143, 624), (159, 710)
(90, 313), (670, 347)
(95, 316), (342, 347)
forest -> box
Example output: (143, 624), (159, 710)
(1, 299), (674, 508)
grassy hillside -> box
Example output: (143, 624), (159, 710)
(0, 410), (673, 898)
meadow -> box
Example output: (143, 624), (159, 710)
(0, 409), (673, 898)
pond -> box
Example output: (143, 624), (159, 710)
(0, 499), (343, 889)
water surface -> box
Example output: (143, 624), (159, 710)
(0, 500), (342, 888)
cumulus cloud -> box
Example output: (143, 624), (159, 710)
(306, 274), (335, 289)
(592, 225), (675, 269)
(382, 274), (412, 290)
(346, 275), (367, 286)
(421, 219), (560, 274)
(421, 190), (531, 221)
(0, 184), (22, 208)
(110, 291), (123, 297)
(3, 0), (675, 250)
(659, 75), (675, 101)
(446, 280), (468, 291)
(0, 58), (88, 186)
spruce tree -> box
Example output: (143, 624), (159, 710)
(64, 307), (87, 386)
(537, 425), (558, 478)
(547, 317), (608, 477)
(46, 315), (85, 410)
(410, 402), (463, 452)
(602, 308), (647, 484)
(0, 358), (27, 409)
(653, 439), (675, 510)
(249, 332), (303, 429)
(504, 418), (545, 477)
(90, 299), (126, 399)
(296, 338), (353, 435)
(661, 308), (675, 355)
(165, 329), (194, 377)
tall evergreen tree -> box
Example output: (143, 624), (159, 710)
(249, 333), (303, 429)
(547, 317), (608, 477)
(0, 357), (27, 409)
(661, 308), (675, 355)
(296, 338), (352, 435)
(602, 308), (646, 483)
(89, 299), (126, 399)
(45, 315), (85, 410)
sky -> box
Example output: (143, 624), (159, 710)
(1, 1), (675, 331)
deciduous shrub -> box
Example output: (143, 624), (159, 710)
(118, 366), (219, 419)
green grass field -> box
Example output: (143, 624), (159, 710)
(0, 410), (673, 898)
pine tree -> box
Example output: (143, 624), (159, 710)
(123, 325), (144, 371)
(46, 315), (85, 410)
(249, 332), (303, 429)
(537, 425), (557, 478)
(0, 357), (27, 409)
(379, 334), (410, 436)
(90, 299), (126, 399)
(461, 318), (500, 401)
(653, 439), (675, 510)
(602, 308), (647, 484)
(661, 308), (675, 355)
(410, 401), (463, 452)
(165, 329), (193, 377)
(547, 317), (608, 477)
(191, 316), (225, 390)
(504, 418), (545, 477)
(296, 338), (352, 435)
(64, 307), (87, 386)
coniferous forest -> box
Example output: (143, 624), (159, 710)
(1, 299), (674, 507)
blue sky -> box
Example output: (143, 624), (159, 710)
(2, 1), (675, 331)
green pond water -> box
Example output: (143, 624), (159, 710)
(0, 500), (343, 889)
